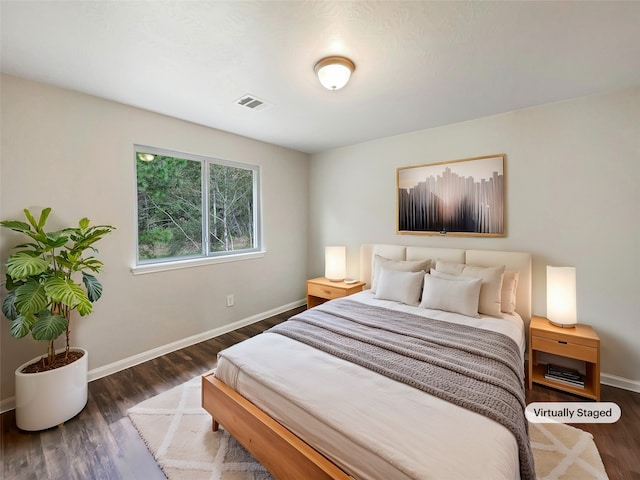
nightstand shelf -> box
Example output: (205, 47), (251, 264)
(528, 316), (600, 401)
(306, 277), (365, 309)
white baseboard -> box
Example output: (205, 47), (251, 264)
(87, 299), (306, 382)
(0, 299), (306, 414)
(0, 396), (15, 415)
(601, 373), (640, 394)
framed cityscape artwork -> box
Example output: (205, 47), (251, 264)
(397, 154), (505, 237)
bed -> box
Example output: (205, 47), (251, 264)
(202, 244), (533, 480)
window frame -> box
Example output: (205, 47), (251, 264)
(132, 145), (264, 275)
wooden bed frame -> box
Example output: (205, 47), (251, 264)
(201, 245), (532, 479)
(202, 373), (352, 480)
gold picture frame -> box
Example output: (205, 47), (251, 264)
(397, 154), (505, 237)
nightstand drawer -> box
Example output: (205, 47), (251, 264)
(307, 282), (346, 300)
(531, 335), (598, 363)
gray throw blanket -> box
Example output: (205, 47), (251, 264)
(269, 298), (535, 480)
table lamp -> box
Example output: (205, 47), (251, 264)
(325, 246), (346, 282)
(546, 266), (577, 328)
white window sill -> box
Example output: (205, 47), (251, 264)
(131, 250), (266, 275)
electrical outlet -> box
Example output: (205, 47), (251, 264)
(226, 294), (234, 307)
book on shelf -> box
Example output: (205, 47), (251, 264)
(544, 374), (585, 388)
(544, 364), (584, 387)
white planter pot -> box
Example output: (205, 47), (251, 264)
(15, 348), (88, 431)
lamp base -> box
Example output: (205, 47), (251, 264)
(327, 278), (344, 283)
(548, 319), (576, 328)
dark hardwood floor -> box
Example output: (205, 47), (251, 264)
(2, 305), (639, 480)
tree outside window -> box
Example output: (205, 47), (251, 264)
(135, 147), (260, 265)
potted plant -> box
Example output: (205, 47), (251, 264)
(1, 207), (114, 430)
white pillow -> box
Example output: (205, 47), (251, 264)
(435, 260), (505, 317)
(430, 269), (478, 285)
(375, 268), (425, 306)
(501, 270), (519, 314)
(433, 260), (466, 275)
(371, 255), (431, 293)
(420, 274), (482, 318)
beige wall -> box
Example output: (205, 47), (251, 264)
(0, 74), (310, 403)
(309, 87), (640, 386)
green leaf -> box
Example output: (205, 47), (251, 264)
(37, 207), (52, 230)
(0, 220), (32, 232)
(82, 273), (103, 302)
(76, 299), (93, 316)
(6, 252), (49, 279)
(5, 274), (25, 291)
(70, 226), (115, 252)
(54, 254), (73, 270)
(70, 249), (81, 260)
(14, 280), (48, 315)
(32, 310), (67, 341)
(44, 277), (91, 314)
(22, 230), (48, 245)
(77, 257), (104, 273)
(2, 290), (18, 320)
(79, 218), (90, 230)
(13, 242), (41, 250)
(10, 314), (36, 338)
(44, 233), (69, 248)
(23, 208), (39, 231)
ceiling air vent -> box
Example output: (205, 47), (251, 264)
(235, 94), (272, 111)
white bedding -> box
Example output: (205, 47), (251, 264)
(216, 291), (526, 480)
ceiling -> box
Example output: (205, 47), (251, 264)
(2, 1), (640, 154)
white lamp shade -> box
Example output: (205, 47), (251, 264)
(317, 63), (352, 90)
(547, 266), (577, 327)
(325, 246), (346, 282)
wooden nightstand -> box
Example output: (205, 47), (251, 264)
(528, 316), (600, 400)
(306, 277), (366, 309)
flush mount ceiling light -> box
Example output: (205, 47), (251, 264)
(314, 56), (356, 91)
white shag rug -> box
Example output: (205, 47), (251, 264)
(128, 376), (608, 480)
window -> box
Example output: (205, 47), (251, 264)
(134, 146), (262, 270)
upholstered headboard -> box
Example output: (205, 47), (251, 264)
(360, 244), (532, 321)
